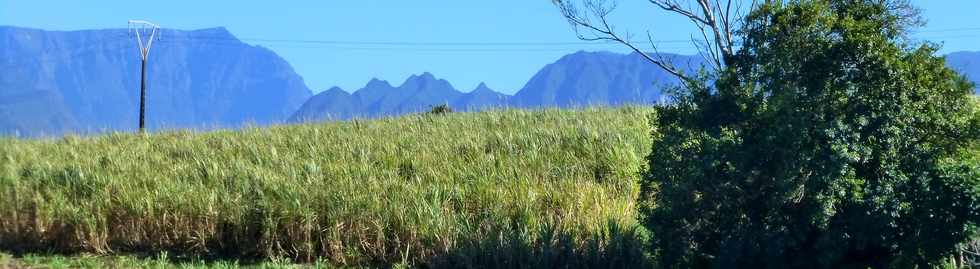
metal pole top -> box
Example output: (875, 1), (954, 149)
(129, 20), (160, 60)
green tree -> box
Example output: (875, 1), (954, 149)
(639, 1), (980, 268)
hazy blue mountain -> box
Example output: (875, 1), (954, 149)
(289, 87), (359, 122)
(353, 78), (397, 109)
(292, 73), (508, 122)
(510, 51), (704, 107)
(0, 26), (311, 136)
(291, 52), (704, 123)
(946, 51), (980, 94)
(360, 72), (463, 117)
(452, 82), (509, 111)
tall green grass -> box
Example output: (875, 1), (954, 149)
(0, 107), (655, 268)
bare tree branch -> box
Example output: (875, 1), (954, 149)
(553, 0), (747, 86)
(555, 0), (698, 85)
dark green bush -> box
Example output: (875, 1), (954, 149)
(429, 103), (453, 115)
(641, 1), (980, 268)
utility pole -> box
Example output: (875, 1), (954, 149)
(128, 20), (160, 133)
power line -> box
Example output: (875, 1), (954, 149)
(915, 35), (980, 40)
(914, 27), (980, 33)
(153, 34), (702, 52)
(7, 26), (980, 57)
(155, 25), (980, 47)
(160, 34), (695, 47)
(155, 39), (698, 52)
(236, 38), (693, 46)
(154, 35), (980, 53)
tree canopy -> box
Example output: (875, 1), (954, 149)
(631, 0), (980, 268)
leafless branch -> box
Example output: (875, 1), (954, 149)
(555, 0), (698, 85)
(554, 0), (746, 86)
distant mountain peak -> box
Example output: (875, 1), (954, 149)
(473, 82), (492, 92)
(406, 72), (438, 82)
(324, 86), (346, 93)
(366, 78), (392, 88)
(185, 27), (235, 39)
(402, 72), (454, 91)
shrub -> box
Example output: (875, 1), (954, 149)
(641, 1), (980, 268)
(429, 103), (453, 115)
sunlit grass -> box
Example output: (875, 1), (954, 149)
(0, 107), (655, 268)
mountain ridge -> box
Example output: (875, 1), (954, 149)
(290, 50), (704, 121)
(290, 73), (511, 122)
(0, 25), (312, 136)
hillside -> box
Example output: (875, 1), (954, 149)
(0, 26), (312, 136)
(0, 107), (654, 268)
(510, 51), (702, 107)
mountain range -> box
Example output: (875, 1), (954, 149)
(289, 74), (510, 122)
(290, 52), (704, 122)
(1, 26), (977, 136)
(0, 26), (311, 136)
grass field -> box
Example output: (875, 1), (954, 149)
(0, 107), (655, 268)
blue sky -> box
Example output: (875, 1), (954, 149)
(2, 1), (979, 94)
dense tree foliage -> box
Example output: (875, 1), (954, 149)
(641, 0), (980, 268)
